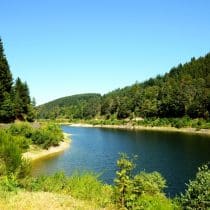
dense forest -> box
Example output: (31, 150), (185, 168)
(0, 38), (35, 123)
(38, 93), (101, 119)
(38, 52), (210, 121)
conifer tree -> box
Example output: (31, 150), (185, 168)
(0, 38), (14, 122)
(14, 77), (31, 120)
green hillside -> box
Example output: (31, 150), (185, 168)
(38, 53), (210, 121)
(37, 93), (101, 119)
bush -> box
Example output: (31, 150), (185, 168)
(31, 123), (63, 149)
(135, 194), (178, 210)
(114, 153), (172, 209)
(13, 136), (31, 151)
(133, 171), (166, 196)
(8, 122), (33, 138)
(179, 164), (210, 210)
(0, 130), (30, 178)
(0, 175), (19, 192)
(0, 131), (22, 174)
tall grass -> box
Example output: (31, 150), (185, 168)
(22, 171), (113, 207)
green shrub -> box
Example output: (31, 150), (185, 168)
(134, 194), (179, 210)
(0, 130), (31, 178)
(114, 153), (135, 208)
(16, 158), (31, 179)
(31, 123), (63, 149)
(179, 164), (210, 210)
(114, 153), (172, 210)
(0, 131), (22, 174)
(8, 122), (33, 138)
(0, 175), (19, 192)
(13, 136), (31, 151)
(133, 171), (166, 196)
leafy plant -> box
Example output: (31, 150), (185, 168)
(179, 164), (210, 210)
(113, 153), (177, 210)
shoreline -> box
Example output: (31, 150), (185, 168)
(22, 133), (71, 161)
(66, 123), (210, 136)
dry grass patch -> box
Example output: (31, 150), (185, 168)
(0, 191), (116, 210)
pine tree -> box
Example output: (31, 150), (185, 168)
(0, 38), (14, 122)
(14, 77), (31, 120)
(0, 92), (15, 122)
(0, 38), (13, 95)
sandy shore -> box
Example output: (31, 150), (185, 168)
(23, 133), (71, 161)
(68, 123), (210, 136)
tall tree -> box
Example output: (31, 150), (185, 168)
(0, 38), (14, 122)
(0, 38), (13, 95)
(14, 77), (31, 120)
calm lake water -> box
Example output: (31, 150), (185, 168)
(32, 125), (210, 197)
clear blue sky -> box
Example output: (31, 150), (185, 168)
(1, 0), (210, 105)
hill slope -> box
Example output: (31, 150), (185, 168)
(38, 53), (210, 120)
(37, 93), (101, 119)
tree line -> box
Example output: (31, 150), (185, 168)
(0, 38), (35, 123)
(37, 52), (210, 121)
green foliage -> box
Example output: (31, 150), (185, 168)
(0, 131), (22, 174)
(133, 171), (166, 196)
(8, 122), (33, 138)
(0, 130), (31, 178)
(3, 122), (63, 150)
(22, 171), (113, 207)
(0, 38), (13, 100)
(37, 93), (101, 120)
(0, 92), (15, 123)
(31, 123), (63, 149)
(0, 175), (19, 192)
(6, 122), (64, 150)
(0, 147), (208, 210)
(14, 77), (31, 120)
(133, 117), (210, 129)
(16, 158), (31, 179)
(134, 194), (179, 210)
(179, 164), (210, 210)
(113, 154), (175, 210)
(114, 153), (135, 208)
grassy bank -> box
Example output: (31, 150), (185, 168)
(0, 154), (209, 209)
(22, 133), (70, 161)
(0, 191), (109, 210)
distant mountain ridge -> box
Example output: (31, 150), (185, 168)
(37, 53), (210, 120)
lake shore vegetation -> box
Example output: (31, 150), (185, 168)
(0, 151), (209, 209)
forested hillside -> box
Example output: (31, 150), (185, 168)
(38, 53), (210, 120)
(37, 93), (101, 119)
(0, 38), (35, 122)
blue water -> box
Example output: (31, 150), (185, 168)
(32, 126), (210, 197)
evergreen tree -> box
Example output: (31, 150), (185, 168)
(0, 38), (14, 122)
(0, 38), (13, 95)
(0, 92), (15, 122)
(14, 77), (31, 120)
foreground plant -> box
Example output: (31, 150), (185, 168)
(114, 153), (177, 210)
(179, 164), (210, 210)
